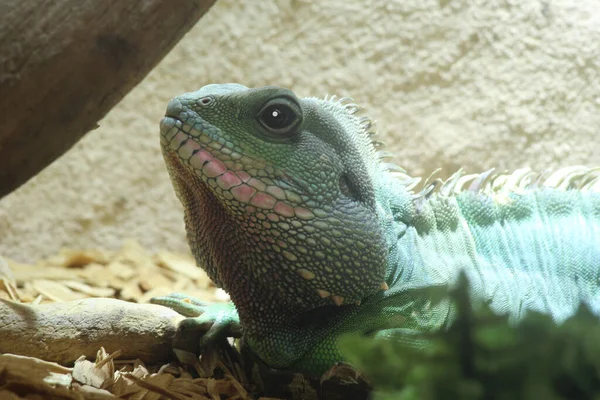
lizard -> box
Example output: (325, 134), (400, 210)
(155, 83), (600, 378)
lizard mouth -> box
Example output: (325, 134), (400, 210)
(160, 114), (233, 176)
(160, 112), (318, 221)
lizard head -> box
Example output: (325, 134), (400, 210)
(160, 84), (388, 314)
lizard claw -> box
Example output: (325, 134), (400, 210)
(151, 293), (241, 355)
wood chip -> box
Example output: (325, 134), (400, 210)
(0, 354), (77, 398)
(62, 280), (116, 297)
(1, 353), (72, 374)
(0, 291), (12, 301)
(111, 371), (142, 397)
(107, 260), (137, 280)
(125, 372), (188, 400)
(11, 262), (75, 283)
(210, 374), (249, 398)
(41, 248), (111, 268)
(167, 378), (209, 397)
(1, 240), (252, 399)
(139, 273), (173, 292)
(32, 279), (88, 302)
(72, 356), (113, 389)
(73, 384), (115, 399)
(120, 280), (144, 302)
(154, 251), (205, 280)
(78, 262), (112, 287)
(44, 371), (74, 387)
(0, 277), (19, 301)
(113, 239), (154, 268)
(0, 255), (15, 282)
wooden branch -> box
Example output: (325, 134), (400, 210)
(0, 0), (217, 198)
(0, 298), (185, 365)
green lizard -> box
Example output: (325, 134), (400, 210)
(155, 84), (600, 377)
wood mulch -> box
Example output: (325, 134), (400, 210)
(0, 240), (278, 400)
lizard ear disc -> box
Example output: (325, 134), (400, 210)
(340, 169), (376, 208)
(339, 173), (361, 202)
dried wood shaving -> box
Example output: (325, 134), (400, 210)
(31, 279), (89, 302)
(154, 251), (209, 282)
(0, 255), (15, 281)
(0, 346), (258, 399)
(41, 248), (112, 269)
(3, 239), (222, 305)
(0, 241), (280, 400)
(0, 277), (18, 301)
(72, 357), (112, 388)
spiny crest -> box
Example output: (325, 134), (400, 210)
(321, 94), (600, 199)
(322, 94), (396, 165)
(410, 166), (600, 201)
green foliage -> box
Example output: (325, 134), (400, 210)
(340, 274), (600, 400)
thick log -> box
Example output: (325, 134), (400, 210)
(0, 298), (185, 365)
(0, 0), (217, 198)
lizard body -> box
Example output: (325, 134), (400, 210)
(158, 84), (600, 375)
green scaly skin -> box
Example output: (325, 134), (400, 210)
(155, 84), (600, 376)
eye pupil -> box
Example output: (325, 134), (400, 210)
(258, 98), (302, 137)
(260, 105), (295, 130)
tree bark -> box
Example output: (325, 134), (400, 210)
(0, 0), (217, 198)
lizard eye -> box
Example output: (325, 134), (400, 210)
(258, 99), (302, 136)
(199, 96), (213, 106)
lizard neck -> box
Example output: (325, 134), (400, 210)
(165, 152), (295, 323)
(163, 150), (385, 336)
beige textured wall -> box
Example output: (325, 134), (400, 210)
(1, 0), (599, 262)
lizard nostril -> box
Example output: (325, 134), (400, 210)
(165, 98), (183, 118)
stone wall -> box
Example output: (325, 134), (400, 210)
(2, 0), (599, 262)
